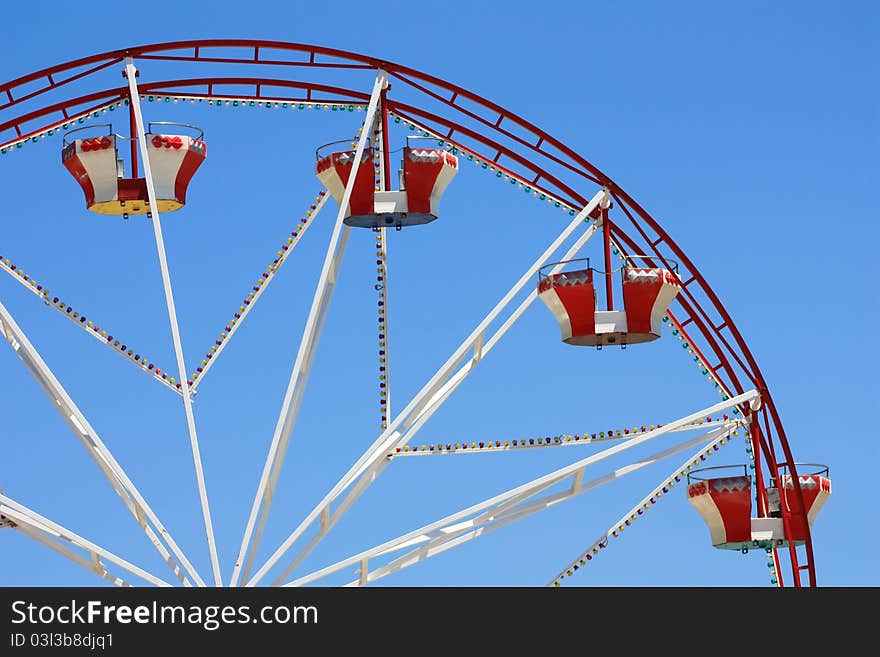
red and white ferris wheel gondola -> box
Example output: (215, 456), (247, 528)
(687, 464), (831, 551)
(315, 136), (458, 229)
(0, 40), (826, 588)
(61, 122), (206, 216)
(537, 255), (682, 347)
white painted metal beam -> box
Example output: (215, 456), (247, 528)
(125, 57), (221, 585)
(1, 494), (171, 587)
(0, 299), (204, 586)
(545, 419), (750, 586)
(230, 70), (389, 587)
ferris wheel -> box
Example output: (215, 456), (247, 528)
(0, 41), (830, 588)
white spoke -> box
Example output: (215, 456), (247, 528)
(230, 70), (389, 587)
(125, 57), (221, 585)
(348, 426), (737, 587)
(0, 299), (204, 586)
(1, 494), (171, 587)
(281, 393), (754, 587)
(248, 189), (610, 586)
(546, 422), (749, 586)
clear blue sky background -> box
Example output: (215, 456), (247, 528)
(0, 1), (876, 587)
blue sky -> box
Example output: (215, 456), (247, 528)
(0, 1), (876, 587)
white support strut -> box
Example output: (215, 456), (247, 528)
(348, 425), (737, 587)
(248, 188), (610, 586)
(545, 424), (747, 586)
(281, 394), (753, 587)
(125, 57), (222, 586)
(230, 70), (389, 587)
(0, 299), (204, 586)
(0, 494), (171, 587)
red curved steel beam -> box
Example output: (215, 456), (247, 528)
(0, 41), (818, 586)
(0, 78), (374, 141)
(1, 79), (596, 206)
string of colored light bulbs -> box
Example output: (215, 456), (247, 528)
(1, 99), (131, 154)
(550, 419), (749, 587)
(375, 227), (389, 432)
(188, 190), (328, 389)
(140, 94), (367, 113)
(388, 416), (733, 457)
(335, 122), (390, 431)
(370, 123), (391, 432)
(0, 255), (180, 394)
